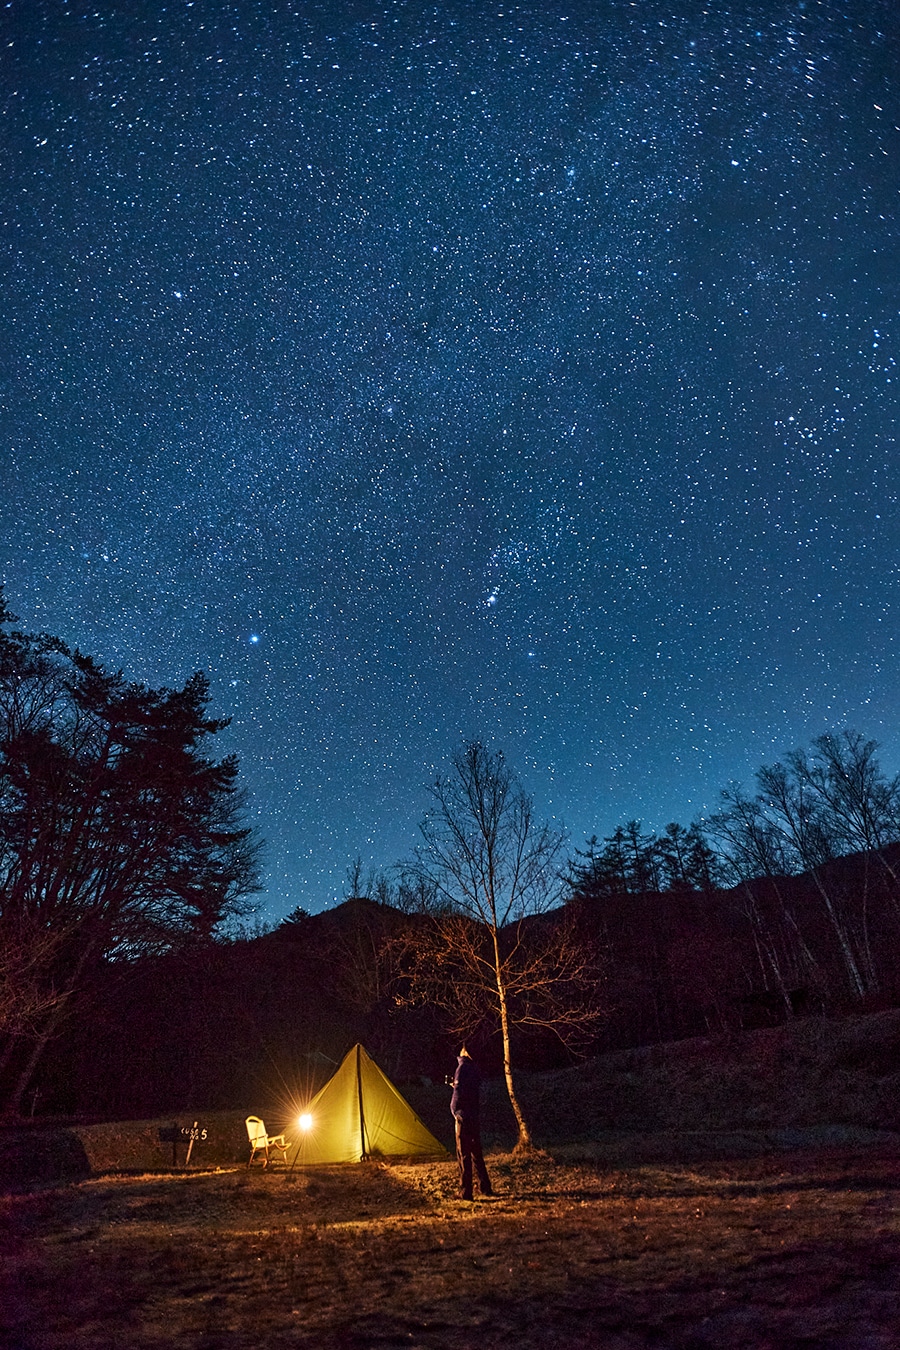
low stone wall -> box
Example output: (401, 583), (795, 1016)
(0, 1110), (254, 1189)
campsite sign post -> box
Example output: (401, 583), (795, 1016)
(183, 1121), (207, 1165)
(158, 1121), (208, 1167)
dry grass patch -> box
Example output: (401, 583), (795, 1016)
(2, 1148), (900, 1347)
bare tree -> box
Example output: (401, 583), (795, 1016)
(402, 741), (605, 1151)
(756, 759), (871, 996)
(706, 787), (820, 1012)
(706, 734), (898, 1002)
(793, 733), (900, 900)
(0, 914), (70, 1040)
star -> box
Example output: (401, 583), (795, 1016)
(1, 1), (895, 918)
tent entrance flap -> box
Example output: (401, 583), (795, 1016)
(292, 1044), (447, 1165)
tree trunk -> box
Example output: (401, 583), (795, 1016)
(492, 932), (532, 1151)
(741, 881), (796, 1017)
(809, 867), (869, 998)
(1, 937), (96, 1118)
(3, 1006), (65, 1118)
(0, 1032), (20, 1083)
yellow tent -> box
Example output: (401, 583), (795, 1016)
(292, 1044), (447, 1164)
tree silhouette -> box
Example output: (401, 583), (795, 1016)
(0, 593), (260, 1113)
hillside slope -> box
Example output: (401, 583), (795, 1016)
(4, 1010), (900, 1187)
(498, 1008), (900, 1156)
(402, 1009), (900, 1154)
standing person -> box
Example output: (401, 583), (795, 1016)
(450, 1046), (493, 1200)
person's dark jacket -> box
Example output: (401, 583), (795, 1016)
(450, 1055), (481, 1120)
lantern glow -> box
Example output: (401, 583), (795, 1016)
(298, 1112), (313, 1132)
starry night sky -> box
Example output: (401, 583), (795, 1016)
(2, 0), (897, 919)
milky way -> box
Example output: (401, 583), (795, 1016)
(2, 0), (897, 917)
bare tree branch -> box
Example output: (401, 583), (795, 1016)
(399, 741), (608, 1151)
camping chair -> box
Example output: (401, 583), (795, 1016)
(245, 1116), (290, 1168)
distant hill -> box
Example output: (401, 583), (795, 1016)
(16, 842), (900, 1121)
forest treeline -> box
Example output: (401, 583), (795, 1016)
(4, 593), (900, 1121)
(13, 736), (900, 1123)
(19, 831), (900, 1123)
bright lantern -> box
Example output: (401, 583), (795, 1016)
(298, 1112), (313, 1132)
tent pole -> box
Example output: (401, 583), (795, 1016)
(356, 1044), (368, 1160)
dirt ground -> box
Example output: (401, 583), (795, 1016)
(2, 1147), (900, 1349)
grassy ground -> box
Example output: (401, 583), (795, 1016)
(4, 1012), (900, 1346)
(3, 1146), (900, 1348)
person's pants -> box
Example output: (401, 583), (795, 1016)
(455, 1114), (492, 1198)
